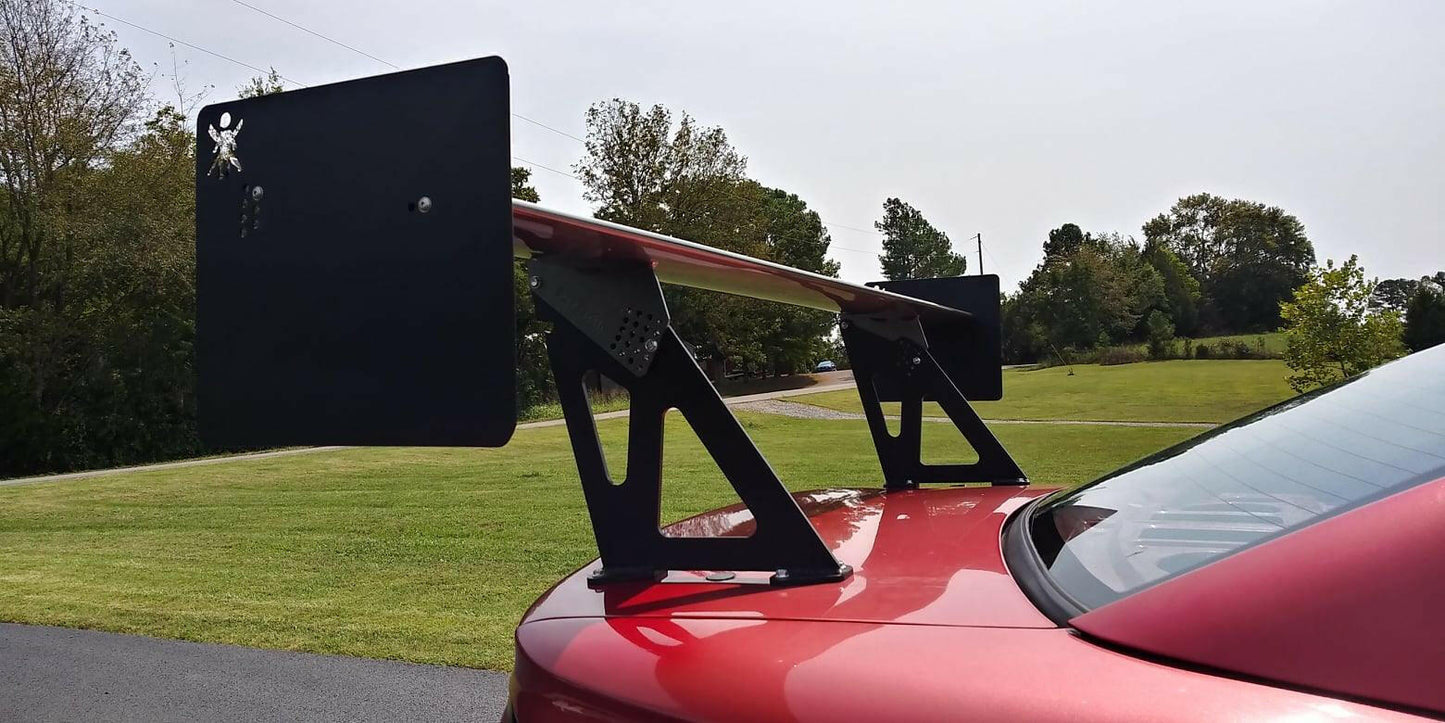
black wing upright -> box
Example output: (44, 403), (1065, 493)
(195, 57), (516, 448)
(195, 55), (1025, 587)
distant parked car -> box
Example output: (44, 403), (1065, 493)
(814, 360), (837, 372)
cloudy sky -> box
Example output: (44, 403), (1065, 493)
(96, 0), (1442, 291)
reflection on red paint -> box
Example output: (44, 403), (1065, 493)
(510, 486), (1421, 720)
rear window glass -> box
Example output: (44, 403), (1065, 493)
(1029, 346), (1445, 610)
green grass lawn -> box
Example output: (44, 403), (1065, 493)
(796, 359), (1294, 423)
(0, 412), (1193, 670)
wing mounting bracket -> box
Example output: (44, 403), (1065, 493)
(530, 255), (852, 587)
(842, 312), (1027, 490)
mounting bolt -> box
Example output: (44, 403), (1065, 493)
(912, 356), (922, 365)
(251, 185), (264, 200)
(839, 320), (850, 330)
(529, 275), (541, 289)
(644, 339), (658, 353)
(416, 196), (433, 213)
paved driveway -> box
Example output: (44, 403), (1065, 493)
(0, 623), (508, 722)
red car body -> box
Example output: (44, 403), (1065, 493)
(506, 345), (1445, 722)
(507, 485), (1438, 721)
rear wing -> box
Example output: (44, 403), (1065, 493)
(196, 56), (1025, 588)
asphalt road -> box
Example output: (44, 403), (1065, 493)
(0, 623), (509, 722)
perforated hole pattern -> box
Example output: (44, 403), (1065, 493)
(610, 307), (663, 372)
(239, 184), (262, 238)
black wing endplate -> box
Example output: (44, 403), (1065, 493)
(195, 57), (516, 448)
(869, 275), (1003, 402)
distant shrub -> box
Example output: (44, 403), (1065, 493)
(1146, 310), (1176, 360)
(1098, 346), (1147, 366)
(1036, 346), (1091, 368)
(1195, 343), (1213, 359)
(1210, 340), (1270, 359)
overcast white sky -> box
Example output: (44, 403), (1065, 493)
(98, 0), (1442, 291)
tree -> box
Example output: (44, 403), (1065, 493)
(1371, 277), (1420, 313)
(574, 100), (747, 238)
(1143, 193), (1315, 332)
(1043, 223), (1088, 260)
(1280, 256), (1404, 392)
(1142, 242), (1201, 336)
(1004, 230), (1164, 358)
(0, 0), (179, 476)
(876, 198), (965, 280)
(1000, 292), (1046, 364)
(0, 0), (148, 308)
(757, 185), (839, 276)
(1, 104), (199, 476)
(573, 99), (839, 378)
(510, 167), (540, 203)
(1403, 277), (1445, 352)
(753, 184), (839, 373)
(237, 68), (285, 98)
(1145, 310), (1175, 360)
(508, 167), (554, 410)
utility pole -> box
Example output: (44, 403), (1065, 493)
(973, 233), (983, 275)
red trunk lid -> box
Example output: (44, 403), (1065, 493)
(521, 486), (1056, 630)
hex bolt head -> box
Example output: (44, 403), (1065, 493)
(528, 275), (541, 289)
(644, 339), (659, 352)
(416, 196), (433, 213)
(251, 185), (264, 200)
(912, 356), (922, 365)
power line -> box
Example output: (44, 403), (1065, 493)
(92, 0), (594, 151)
(222, 0), (596, 148)
(510, 155), (582, 182)
(226, 0), (398, 71)
(73, 3), (307, 87)
(101, 0), (884, 262)
(222, 0), (887, 253)
(512, 114), (587, 144)
(823, 221), (882, 236)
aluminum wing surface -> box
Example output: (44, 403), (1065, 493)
(512, 201), (971, 324)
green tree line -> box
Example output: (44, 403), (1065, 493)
(1002, 193), (1444, 367)
(0, 1), (856, 474)
(1003, 194), (1318, 363)
(4, 0), (1441, 477)
(1, 0), (193, 476)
